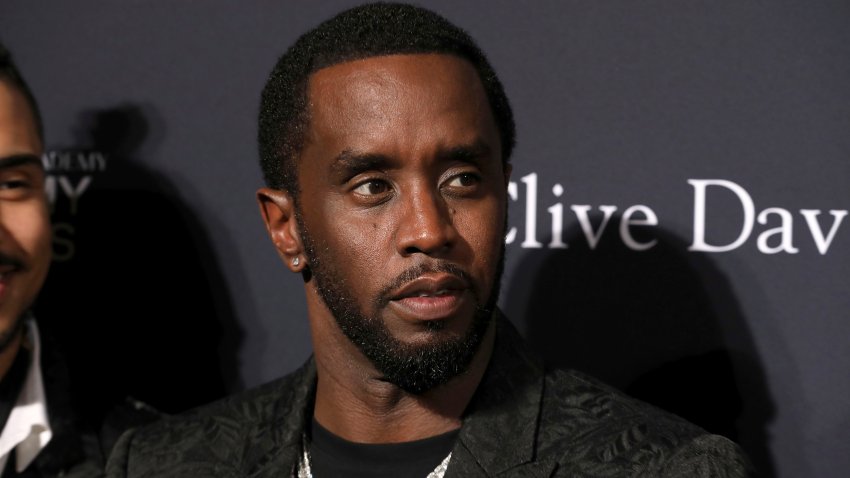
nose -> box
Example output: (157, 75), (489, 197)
(395, 186), (457, 257)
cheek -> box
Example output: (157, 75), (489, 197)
(25, 206), (52, 270)
(454, 197), (506, 270)
(4, 201), (52, 280)
(312, 203), (390, 282)
(330, 221), (384, 267)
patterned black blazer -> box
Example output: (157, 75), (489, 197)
(107, 316), (752, 477)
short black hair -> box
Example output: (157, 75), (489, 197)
(0, 40), (44, 143)
(258, 2), (515, 195)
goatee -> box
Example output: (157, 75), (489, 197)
(297, 210), (504, 394)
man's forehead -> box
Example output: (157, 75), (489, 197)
(0, 80), (42, 156)
(302, 56), (494, 154)
(307, 53), (479, 100)
(304, 54), (488, 128)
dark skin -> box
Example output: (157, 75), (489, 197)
(258, 54), (511, 443)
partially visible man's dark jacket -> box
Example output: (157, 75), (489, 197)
(106, 316), (753, 477)
(4, 332), (160, 478)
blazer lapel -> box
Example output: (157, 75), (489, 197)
(245, 358), (317, 478)
(450, 315), (548, 477)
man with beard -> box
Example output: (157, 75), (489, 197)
(108, 3), (751, 477)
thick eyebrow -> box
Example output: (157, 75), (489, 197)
(330, 150), (394, 178)
(438, 140), (494, 165)
(0, 154), (43, 171)
(330, 140), (495, 179)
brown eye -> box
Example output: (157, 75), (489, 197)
(0, 177), (32, 200)
(447, 173), (480, 188)
(353, 179), (391, 196)
(0, 179), (26, 189)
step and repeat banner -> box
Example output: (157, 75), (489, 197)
(2, 1), (847, 476)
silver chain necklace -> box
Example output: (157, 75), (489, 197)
(295, 434), (452, 478)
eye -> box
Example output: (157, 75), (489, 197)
(352, 179), (392, 197)
(0, 177), (34, 200)
(445, 172), (481, 188)
(0, 179), (28, 189)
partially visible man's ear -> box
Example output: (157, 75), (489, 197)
(257, 188), (305, 273)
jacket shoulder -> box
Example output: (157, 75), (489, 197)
(106, 363), (314, 478)
(538, 369), (752, 477)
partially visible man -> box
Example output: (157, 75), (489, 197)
(0, 41), (153, 477)
(0, 40), (77, 476)
(107, 3), (752, 477)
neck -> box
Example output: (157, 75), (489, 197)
(308, 296), (495, 444)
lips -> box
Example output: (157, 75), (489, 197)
(387, 273), (470, 321)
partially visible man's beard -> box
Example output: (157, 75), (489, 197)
(0, 313), (26, 355)
(296, 210), (505, 394)
(0, 253), (29, 355)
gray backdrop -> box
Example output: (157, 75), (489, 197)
(2, 1), (847, 476)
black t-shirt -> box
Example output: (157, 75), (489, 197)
(308, 418), (458, 478)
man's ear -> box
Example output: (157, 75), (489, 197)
(257, 188), (305, 273)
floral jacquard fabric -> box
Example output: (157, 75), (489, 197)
(106, 314), (753, 477)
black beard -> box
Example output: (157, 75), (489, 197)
(0, 253), (28, 354)
(0, 312), (27, 356)
(296, 210), (504, 394)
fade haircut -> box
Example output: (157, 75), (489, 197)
(258, 2), (515, 196)
(0, 40), (44, 143)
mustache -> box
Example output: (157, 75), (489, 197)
(0, 252), (25, 270)
(376, 261), (473, 306)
